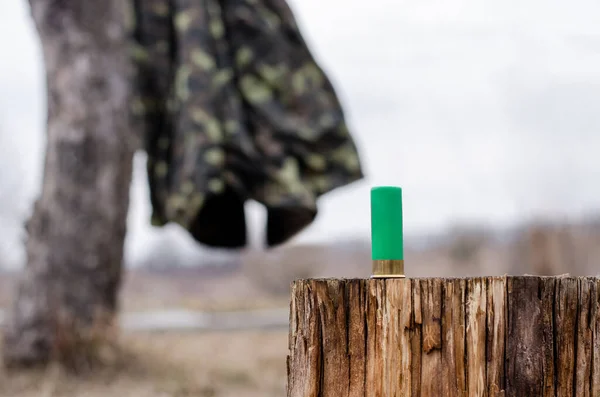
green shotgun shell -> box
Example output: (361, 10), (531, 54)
(370, 186), (404, 278)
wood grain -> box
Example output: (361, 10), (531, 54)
(287, 276), (600, 397)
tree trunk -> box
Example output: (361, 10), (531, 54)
(288, 277), (600, 396)
(3, 0), (134, 368)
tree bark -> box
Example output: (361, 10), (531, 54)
(3, 0), (134, 368)
(288, 276), (600, 396)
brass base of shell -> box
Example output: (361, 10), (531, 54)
(371, 259), (405, 278)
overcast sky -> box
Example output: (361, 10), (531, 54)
(1, 0), (599, 267)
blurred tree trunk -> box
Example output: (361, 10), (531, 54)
(3, 0), (134, 368)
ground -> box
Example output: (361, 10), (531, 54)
(0, 222), (598, 396)
(0, 330), (288, 397)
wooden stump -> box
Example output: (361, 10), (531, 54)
(287, 276), (600, 397)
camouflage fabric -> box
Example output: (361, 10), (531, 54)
(130, 0), (363, 248)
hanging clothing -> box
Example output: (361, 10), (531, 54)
(130, 0), (364, 248)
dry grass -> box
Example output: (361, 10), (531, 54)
(2, 221), (599, 311)
(0, 330), (288, 397)
(121, 269), (290, 312)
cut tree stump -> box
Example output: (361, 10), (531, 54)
(287, 276), (600, 397)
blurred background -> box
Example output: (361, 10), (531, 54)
(1, 0), (599, 395)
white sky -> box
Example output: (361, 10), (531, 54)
(1, 0), (600, 267)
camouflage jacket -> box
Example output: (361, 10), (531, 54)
(130, 0), (364, 248)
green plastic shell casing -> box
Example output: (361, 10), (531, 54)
(370, 186), (403, 261)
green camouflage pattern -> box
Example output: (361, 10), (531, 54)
(130, 0), (363, 248)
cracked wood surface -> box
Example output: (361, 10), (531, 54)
(287, 276), (600, 397)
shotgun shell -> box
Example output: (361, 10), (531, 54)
(370, 186), (405, 278)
